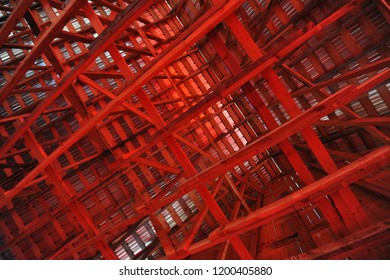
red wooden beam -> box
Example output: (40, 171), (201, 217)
(0, 0), (35, 47)
(298, 218), (390, 260)
(280, 63), (390, 144)
(78, 74), (154, 124)
(315, 117), (390, 127)
(291, 57), (390, 97)
(176, 177), (224, 253)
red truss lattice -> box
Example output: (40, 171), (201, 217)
(0, 0), (389, 260)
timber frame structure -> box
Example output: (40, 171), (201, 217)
(0, 0), (389, 260)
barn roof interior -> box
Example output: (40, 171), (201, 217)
(0, 0), (389, 260)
